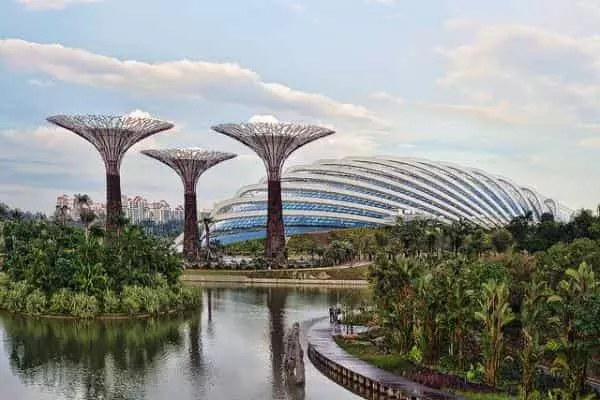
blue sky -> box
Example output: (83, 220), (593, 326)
(1, 0), (600, 213)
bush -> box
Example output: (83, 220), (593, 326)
(179, 286), (202, 309)
(49, 288), (74, 314)
(121, 286), (143, 315)
(70, 293), (98, 319)
(0, 218), (203, 318)
(1, 220), (182, 297)
(140, 286), (161, 315)
(24, 289), (47, 315)
(3, 281), (31, 312)
(155, 286), (172, 312)
(102, 289), (120, 314)
(0, 284), (7, 309)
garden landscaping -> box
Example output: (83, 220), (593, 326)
(0, 219), (202, 319)
(326, 212), (600, 400)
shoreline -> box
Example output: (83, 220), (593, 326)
(180, 264), (371, 286)
(181, 273), (368, 286)
(0, 308), (199, 321)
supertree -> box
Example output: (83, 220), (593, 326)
(211, 122), (335, 267)
(47, 114), (174, 232)
(141, 148), (236, 261)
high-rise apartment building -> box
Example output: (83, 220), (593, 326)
(54, 194), (183, 225)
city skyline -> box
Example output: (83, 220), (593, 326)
(56, 193), (185, 225)
(1, 0), (600, 214)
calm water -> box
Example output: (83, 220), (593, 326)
(0, 285), (366, 400)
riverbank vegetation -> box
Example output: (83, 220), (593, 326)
(331, 209), (600, 400)
(0, 215), (201, 319)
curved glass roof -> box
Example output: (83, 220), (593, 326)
(177, 156), (572, 245)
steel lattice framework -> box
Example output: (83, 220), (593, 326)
(211, 122), (335, 266)
(141, 148), (236, 261)
(47, 114), (174, 231)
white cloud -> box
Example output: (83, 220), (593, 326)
(414, 101), (520, 124)
(0, 39), (381, 126)
(17, 0), (102, 10)
(27, 78), (55, 87)
(125, 109), (153, 119)
(577, 0), (600, 15)
(578, 137), (600, 147)
(366, 0), (397, 4)
(288, 130), (379, 166)
(444, 18), (478, 30)
(437, 24), (600, 124)
(370, 91), (405, 106)
(248, 115), (279, 123)
(281, 1), (305, 13)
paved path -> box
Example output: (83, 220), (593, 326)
(307, 320), (461, 400)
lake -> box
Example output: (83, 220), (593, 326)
(0, 284), (367, 400)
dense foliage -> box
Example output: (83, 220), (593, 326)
(362, 212), (600, 400)
(0, 218), (201, 318)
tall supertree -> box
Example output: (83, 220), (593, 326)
(141, 148), (236, 261)
(47, 114), (174, 232)
(211, 121), (335, 267)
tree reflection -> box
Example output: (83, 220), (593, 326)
(1, 313), (197, 400)
(267, 287), (287, 399)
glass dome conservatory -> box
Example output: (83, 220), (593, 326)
(181, 156), (572, 246)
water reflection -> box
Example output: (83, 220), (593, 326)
(1, 313), (195, 399)
(0, 285), (366, 400)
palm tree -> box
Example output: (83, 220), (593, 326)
(200, 211), (213, 261)
(549, 262), (598, 399)
(475, 280), (515, 386)
(55, 204), (69, 225)
(0, 203), (9, 220)
(74, 194), (95, 238)
(520, 280), (556, 400)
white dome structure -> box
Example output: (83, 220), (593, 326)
(178, 156), (572, 246)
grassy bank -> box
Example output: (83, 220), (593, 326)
(182, 264), (370, 281)
(334, 336), (515, 400)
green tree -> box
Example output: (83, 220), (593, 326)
(519, 280), (557, 400)
(491, 229), (514, 253)
(548, 262), (600, 400)
(475, 280), (515, 386)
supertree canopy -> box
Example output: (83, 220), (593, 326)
(211, 121), (335, 267)
(47, 114), (174, 232)
(141, 148), (236, 261)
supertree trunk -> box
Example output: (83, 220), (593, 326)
(106, 171), (122, 232)
(267, 179), (286, 267)
(184, 192), (199, 262)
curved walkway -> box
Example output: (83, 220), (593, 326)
(307, 320), (462, 400)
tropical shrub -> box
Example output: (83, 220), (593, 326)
(102, 290), (120, 314)
(70, 293), (98, 319)
(24, 289), (47, 315)
(3, 281), (31, 313)
(49, 288), (74, 314)
(121, 286), (144, 315)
